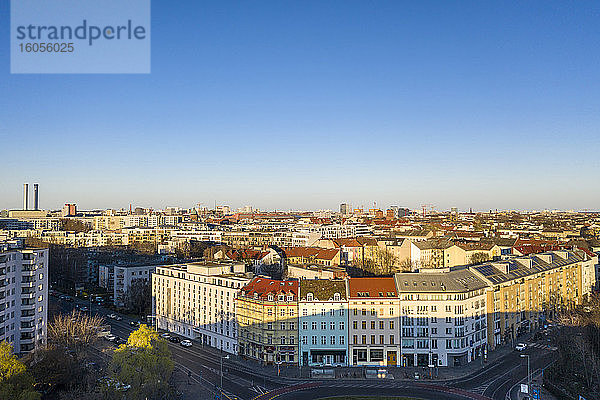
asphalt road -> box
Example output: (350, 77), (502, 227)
(50, 294), (557, 400)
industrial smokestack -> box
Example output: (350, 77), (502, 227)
(23, 183), (29, 210)
(33, 184), (39, 211)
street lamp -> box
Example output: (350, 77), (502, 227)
(520, 354), (530, 396)
(220, 354), (229, 396)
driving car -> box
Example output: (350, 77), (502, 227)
(107, 313), (117, 319)
(169, 336), (180, 343)
(160, 333), (171, 340)
(104, 334), (117, 342)
(515, 343), (527, 351)
(114, 315), (123, 321)
(180, 340), (192, 347)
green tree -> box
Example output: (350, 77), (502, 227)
(0, 341), (40, 400)
(108, 325), (174, 400)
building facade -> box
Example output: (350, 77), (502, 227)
(153, 261), (250, 354)
(0, 239), (48, 354)
(348, 277), (401, 366)
(298, 279), (348, 366)
(114, 264), (156, 307)
(236, 277), (299, 364)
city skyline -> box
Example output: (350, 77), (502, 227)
(3, 181), (599, 214)
(2, 1), (600, 210)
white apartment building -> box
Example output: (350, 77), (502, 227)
(395, 269), (488, 367)
(152, 261), (252, 354)
(317, 224), (356, 239)
(0, 239), (48, 354)
(114, 264), (156, 307)
(298, 279), (348, 366)
(348, 277), (401, 366)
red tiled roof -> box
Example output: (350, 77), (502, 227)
(348, 277), (397, 298)
(241, 277), (298, 299)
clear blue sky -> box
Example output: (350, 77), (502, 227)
(1, 1), (599, 211)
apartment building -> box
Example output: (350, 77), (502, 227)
(153, 261), (250, 354)
(395, 269), (488, 367)
(0, 239), (48, 354)
(348, 277), (401, 366)
(298, 279), (348, 366)
(114, 264), (156, 307)
(471, 250), (595, 350)
(236, 277), (299, 364)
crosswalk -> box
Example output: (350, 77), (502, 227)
(527, 342), (557, 351)
(469, 383), (490, 395)
(249, 385), (269, 395)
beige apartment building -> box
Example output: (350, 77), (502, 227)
(236, 277), (299, 364)
(153, 261), (251, 354)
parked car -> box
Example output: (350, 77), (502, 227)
(169, 336), (180, 343)
(104, 334), (117, 342)
(515, 343), (527, 351)
(107, 313), (117, 319)
(160, 333), (171, 340)
(114, 315), (123, 321)
(115, 337), (127, 345)
(180, 340), (192, 347)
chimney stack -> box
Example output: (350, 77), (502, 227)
(33, 184), (39, 210)
(23, 183), (29, 210)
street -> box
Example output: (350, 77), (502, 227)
(51, 294), (557, 400)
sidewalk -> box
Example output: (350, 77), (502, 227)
(196, 332), (531, 383)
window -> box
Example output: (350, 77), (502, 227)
(312, 322), (317, 330)
(370, 349), (384, 362)
(330, 322), (335, 330)
(340, 336), (345, 345)
(321, 322), (327, 330)
(389, 335), (394, 345)
(321, 336), (327, 345)
(379, 321), (384, 329)
(280, 322), (286, 330)
(330, 336), (335, 345)
(362, 321), (366, 329)
(361, 335), (366, 344)
(379, 335), (384, 344)
(306, 293), (313, 301)
(302, 336), (307, 345)
(371, 321), (375, 330)
(339, 321), (345, 330)
(389, 321), (394, 329)
(302, 308), (308, 316)
(370, 335), (375, 344)
(353, 321), (357, 329)
(280, 337), (286, 344)
(302, 322), (308, 330)
(353, 335), (357, 344)
(312, 336), (317, 345)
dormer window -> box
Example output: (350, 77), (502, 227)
(268, 294), (274, 301)
(278, 294), (285, 301)
(306, 293), (314, 301)
(287, 294), (293, 301)
(333, 293), (340, 301)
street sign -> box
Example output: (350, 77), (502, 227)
(520, 384), (529, 394)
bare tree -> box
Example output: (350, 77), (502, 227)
(48, 310), (105, 356)
(125, 279), (151, 317)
